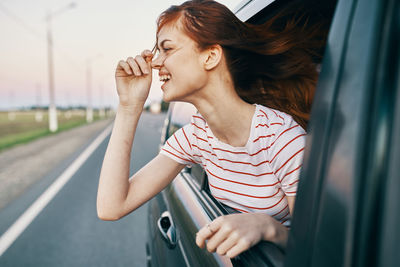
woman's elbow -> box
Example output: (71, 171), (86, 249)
(96, 202), (136, 221)
(96, 204), (122, 221)
(96, 196), (139, 221)
(97, 211), (121, 221)
(96, 208), (118, 221)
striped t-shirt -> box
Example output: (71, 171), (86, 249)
(160, 104), (306, 226)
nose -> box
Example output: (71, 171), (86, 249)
(151, 54), (164, 69)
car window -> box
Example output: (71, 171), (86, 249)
(189, 164), (205, 188)
(167, 102), (197, 137)
(166, 102), (207, 186)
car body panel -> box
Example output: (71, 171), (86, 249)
(286, 0), (399, 266)
(147, 189), (187, 267)
(167, 174), (232, 266)
(233, 0), (275, 21)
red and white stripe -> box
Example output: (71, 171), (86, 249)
(160, 104), (306, 226)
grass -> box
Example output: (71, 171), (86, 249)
(0, 110), (111, 152)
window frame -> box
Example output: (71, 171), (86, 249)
(286, 0), (399, 266)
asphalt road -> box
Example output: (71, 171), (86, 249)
(0, 111), (167, 267)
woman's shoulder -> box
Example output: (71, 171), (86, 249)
(189, 112), (207, 131)
(254, 105), (306, 155)
(184, 112), (210, 139)
(190, 112), (206, 125)
(255, 104), (306, 134)
(256, 104), (289, 122)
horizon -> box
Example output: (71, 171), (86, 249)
(0, 0), (242, 111)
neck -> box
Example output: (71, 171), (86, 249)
(189, 78), (256, 147)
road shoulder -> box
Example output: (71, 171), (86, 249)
(0, 119), (113, 211)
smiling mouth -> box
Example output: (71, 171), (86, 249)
(159, 75), (171, 82)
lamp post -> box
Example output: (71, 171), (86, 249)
(46, 2), (76, 132)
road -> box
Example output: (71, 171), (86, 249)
(0, 112), (166, 267)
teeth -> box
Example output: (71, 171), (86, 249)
(159, 74), (171, 82)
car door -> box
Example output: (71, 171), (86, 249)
(146, 103), (190, 267)
(285, 0), (400, 266)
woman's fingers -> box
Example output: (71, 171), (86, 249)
(195, 224), (215, 248)
(196, 224), (249, 258)
(126, 55), (151, 76)
(225, 239), (252, 258)
(126, 57), (141, 76)
(195, 214), (271, 258)
(135, 55), (150, 74)
(196, 217), (225, 249)
(116, 49), (153, 77)
(206, 226), (234, 253)
(215, 232), (240, 256)
(141, 49), (154, 63)
(115, 50), (153, 106)
(117, 60), (133, 75)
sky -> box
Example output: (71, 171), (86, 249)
(0, 0), (243, 110)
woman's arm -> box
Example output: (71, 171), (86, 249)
(96, 104), (185, 220)
(96, 50), (185, 220)
(97, 141), (185, 220)
(96, 103), (141, 221)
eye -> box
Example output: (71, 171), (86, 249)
(154, 47), (172, 58)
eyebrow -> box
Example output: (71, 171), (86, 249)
(157, 39), (171, 49)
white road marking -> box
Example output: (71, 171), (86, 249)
(0, 123), (113, 256)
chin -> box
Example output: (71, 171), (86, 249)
(162, 92), (173, 103)
(162, 91), (182, 103)
(162, 85), (196, 103)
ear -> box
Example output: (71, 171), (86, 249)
(202, 45), (223, 71)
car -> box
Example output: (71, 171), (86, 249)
(146, 0), (400, 266)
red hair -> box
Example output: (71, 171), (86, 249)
(154, 0), (334, 129)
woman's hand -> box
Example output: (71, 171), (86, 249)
(115, 49), (154, 108)
(195, 213), (288, 258)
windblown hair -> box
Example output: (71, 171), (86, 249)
(154, 0), (334, 129)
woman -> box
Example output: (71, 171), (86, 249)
(97, 0), (330, 259)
